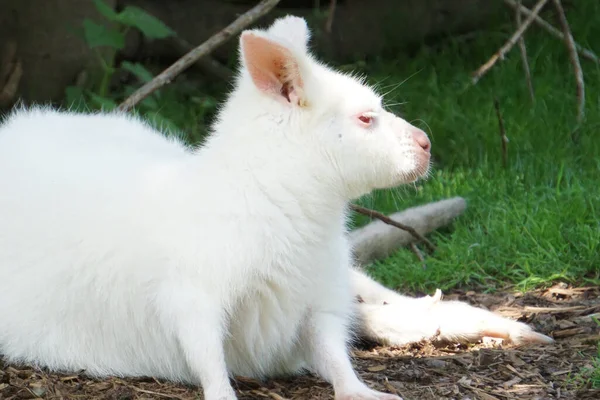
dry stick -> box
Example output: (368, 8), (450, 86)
(516, 0), (535, 102)
(472, 0), (549, 84)
(349, 204), (437, 252)
(493, 98), (509, 169)
(409, 242), (427, 269)
(552, 0), (585, 125)
(325, 0), (337, 34)
(117, 0), (281, 112)
(174, 37), (234, 81)
(503, 0), (599, 64)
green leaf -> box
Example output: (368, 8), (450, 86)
(86, 91), (117, 111)
(64, 86), (86, 108)
(92, 0), (119, 21)
(82, 19), (125, 49)
(191, 96), (217, 109)
(141, 95), (159, 110)
(116, 6), (175, 39)
(121, 61), (155, 83)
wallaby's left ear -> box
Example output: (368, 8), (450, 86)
(240, 32), (306, 107)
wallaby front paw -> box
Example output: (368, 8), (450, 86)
(336, 389), (402, 400)
(204, 387), (238, 400)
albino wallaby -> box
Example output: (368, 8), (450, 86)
(0, 15), (551, 400)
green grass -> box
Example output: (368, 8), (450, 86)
(345, 1), (600, 294)
(589, 342), (600, 389)
(63, 2), (599, 295)
(570, 318), (600, 389)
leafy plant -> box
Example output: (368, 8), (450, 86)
(65, 0), (175, 114)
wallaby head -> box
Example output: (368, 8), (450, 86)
(223, 16), (431, 200)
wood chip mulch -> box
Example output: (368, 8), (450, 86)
(1, 283), (599, 400)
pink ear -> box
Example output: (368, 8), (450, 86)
(240, 32), (305, 106)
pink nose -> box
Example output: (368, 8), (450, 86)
(412, 128), (431, 152)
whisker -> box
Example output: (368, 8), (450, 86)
(410, 118), (433, 138)
(383, 101), (408, 109)
(379, 68), (424, 98)
(371, 76), (392, 91)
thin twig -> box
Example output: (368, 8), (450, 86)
(267, 392), (289, 400)
(349, 204), (436, 252)
(552, 0), (585, 124)
(129, 386), (185, 399)
(117, 0), (281, 112)
(472, 0), (549, 84)
(516, 0), (535, 102)
(174, 37), (233, 81)
(409, 242), (427, 269)
(325, 0), (337, 34)
(493, 98), (509, 169)
(503, 0), (599, 64)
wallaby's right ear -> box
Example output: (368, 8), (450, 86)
(266, 16), (311, 53)
(240, 32), (306, 107)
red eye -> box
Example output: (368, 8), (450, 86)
(358, 114), (373, 125)
(356, 112), (377, 127)
(358, 113), (374, 126)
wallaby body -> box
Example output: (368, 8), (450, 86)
(0, 16), (551, 400)
(0, 17), (420, 400)
(1, 107), (343, 380)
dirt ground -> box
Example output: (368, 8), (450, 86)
(1, 283), (599, 400)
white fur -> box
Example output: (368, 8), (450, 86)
(0, 16), (430, 400)
(0, 15), (550, 400)
(351, 269), (554, 346)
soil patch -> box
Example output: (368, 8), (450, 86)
(2, 283), (599, 400)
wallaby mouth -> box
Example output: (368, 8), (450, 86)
(400, 153), (431, 185)
(414, 150), (431, 177)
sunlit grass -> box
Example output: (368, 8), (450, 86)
(348, 1), (600, 293)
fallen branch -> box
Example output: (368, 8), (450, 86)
(516, 0), (535, 102)
(503, 0), (599, 64)
(524, 305), (586, 314)
(552, 0), (585, 124)
(349, 198), (467, 266)
(493, 98), (509, 168)
(472, 0), (549, 84)
(117, 0), (281, 112)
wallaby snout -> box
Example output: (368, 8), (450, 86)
(411, 127), (430, 153)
